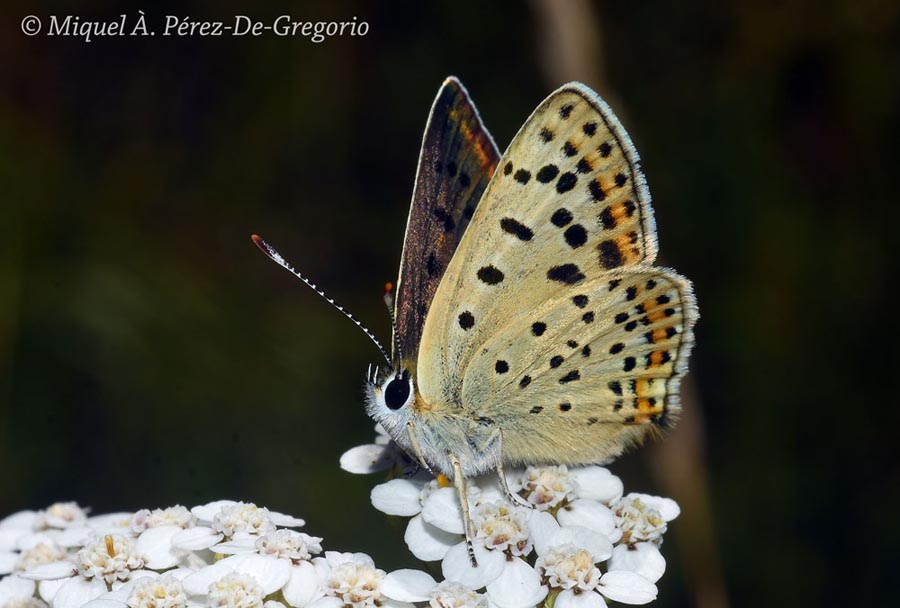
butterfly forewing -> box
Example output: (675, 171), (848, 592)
(394, 77), (500, 368)
(418, 84), (663, 406)
(460, 269), (696, 465)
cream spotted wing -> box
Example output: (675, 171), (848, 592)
(462, 269), (696, 465)
(416, 83), (696, 460)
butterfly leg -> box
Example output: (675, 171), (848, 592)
(449, 453), (478, 567)
(492, 429), (531, 508)
(405, 421), (437, 476)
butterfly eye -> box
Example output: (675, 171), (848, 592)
(382, 370), (412, 410)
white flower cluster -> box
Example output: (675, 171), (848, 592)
(343, 426), (680, 608)
(1, 428), (680, 608)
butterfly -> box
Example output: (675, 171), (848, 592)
(253, 77), (697, 565)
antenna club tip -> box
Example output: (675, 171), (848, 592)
(251, 234), (263, 244)
(384, 282), (393, 294)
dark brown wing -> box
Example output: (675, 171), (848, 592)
(393, 77), (500, 369)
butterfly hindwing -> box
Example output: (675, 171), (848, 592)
(460, 268), (696, 465)
(418, 83), (662, 406)
(394, 77), (500, 368)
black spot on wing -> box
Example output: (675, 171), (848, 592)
(559, 104), (574, 119)
(582, 311), (595, 323)
(504, 162), (513, 175)
(599, 142), (612, 157)
(583, 122), (597, 136)
(537, 165), (560, 183)
(520, 376), (532, 388)
(551, 208), (573, 227)
(563, 224), (588, 248)
(559, 370), (580, 384)
(610, 342), (624, 354)
(500, 218), (534, 241)
(531, 322), (547, 336)
(589, 179), (606, 202)
(556, 172), (577, 193)
(495, 360), (509, 374)
(458, 311), (475, 330)
(539, 127), (554, 142)
(433, 207), (455, 232)
(547, 264), (585, 285)
(477, 265), (504, 285)
(514, 169), (531, 184)
(550, 355), (564, 368)
(562, 141), (578, 157)
(426, 252), (441, 277)
(559, 402), (572, 411)
(530, 405), (542, 413)
(572, 295), (589, 308)
(598, 240), (624, 269)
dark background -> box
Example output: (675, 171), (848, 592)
(2, 1), (898, 607)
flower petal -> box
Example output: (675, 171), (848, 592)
(39, 578), (68, 602)
(182, 560), (234, 596)
(229, 554), (292, 594)
(172, 526), (223, 551)
(136, 525), (183, 569)
(528, 511), (560, 557)
(570, 467), (623, 504)
(598, 571), (657, 604)
(609, 543), (666, 583)
(0, 551), (17, 575)
(52, 577), (107, 608)
(0, 528), (28, 552)
(556, 500), (618, 540)
(20, 560), (77, 580)
(555, 588), (608, 608)
(307, 598), (343, 608)
(422, 488), (465, 535)
(269, 511), (306, 528)
(282, 561), (322, 608)
(0, 510), (38, 530)
(404, 515), (458, 562)
(0, 574), (36, 600)
(212, 537), (259, 555)
(549, 526), (612, 562)
(52, 525), (92, 547)
(441, 542), (505, 589)
(371, 479), (426, 517)
(340, 444), (394, 474)
(485, 558), (546, 608)
(381, 569), (437, 602)
(80, 600), (128, 608)
(191, 500), (237, 523)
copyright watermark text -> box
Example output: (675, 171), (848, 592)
(20, 11), (370, 43)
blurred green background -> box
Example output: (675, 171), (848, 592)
(2, 1), (898, 607)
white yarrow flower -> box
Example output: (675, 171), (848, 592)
(130, 507), (194, 534)
(612, 494), (680, 544)
(15, 543), (68, 572)
(213, 504), (276, 539)
(126, 574), (187, 608)
(207, 572), (264, 608)
(76, 535), (144, 584)
(512, 466), (578, 511)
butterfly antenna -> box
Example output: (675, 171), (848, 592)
(383, 283), (404, 368)
(251, 234), (392, 367)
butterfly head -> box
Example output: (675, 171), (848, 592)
(364, 366), (417, 434)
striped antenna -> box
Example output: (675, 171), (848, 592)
(251, 234), (392, 366)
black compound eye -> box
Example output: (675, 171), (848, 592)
(383, 373), (411, 410)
